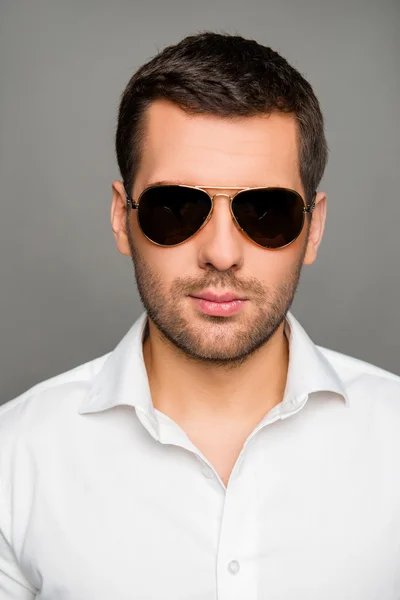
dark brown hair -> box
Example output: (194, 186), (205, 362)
(116, 32), (328, 206)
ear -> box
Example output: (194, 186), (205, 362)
(111, 180), (131, 257)
(303, 191), (327, 266)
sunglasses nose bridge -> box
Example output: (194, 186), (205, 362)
(210, 192), (234, 202)
(206, 192), (244, 235)
(209, 192), (236, 218)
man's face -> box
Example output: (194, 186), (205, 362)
(112, 100), (325, 367)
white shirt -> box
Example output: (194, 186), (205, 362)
(1, 310), (400, 600)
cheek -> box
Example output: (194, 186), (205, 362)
(246, 244), (302, 285)
(142, 244), (194, 285)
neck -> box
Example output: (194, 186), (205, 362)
(142, 317), (290, 429)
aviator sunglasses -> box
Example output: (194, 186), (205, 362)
(125, 184), (316, 250)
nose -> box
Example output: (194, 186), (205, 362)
(197, 193), (244, 272)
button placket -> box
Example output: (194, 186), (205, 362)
(216, 456), (259, 600)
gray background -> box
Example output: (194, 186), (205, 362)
(0, 0), (399, 406)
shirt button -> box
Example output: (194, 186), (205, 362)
(202, 465), (214, 479)
(227, 560), (240, 575)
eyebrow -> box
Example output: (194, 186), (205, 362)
(146, 180), (185, 187)
(145, 181), (252, 190)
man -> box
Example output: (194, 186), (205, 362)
(0, 32), (399, 600)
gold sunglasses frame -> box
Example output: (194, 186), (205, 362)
(126, 183), (316, 250)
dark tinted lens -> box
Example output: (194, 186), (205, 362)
(138, 186), (212, 246)
(232, 188), (305, 248)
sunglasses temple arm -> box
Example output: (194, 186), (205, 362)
(125, 191), (138, 210)
(304, 191), (317, 213)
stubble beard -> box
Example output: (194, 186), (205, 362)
(126, 216), (308, 371)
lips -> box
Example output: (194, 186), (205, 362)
(190, 291), (245, 302)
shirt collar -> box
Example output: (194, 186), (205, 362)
(283, 312), (349, 407)
(78, 310), (349, 418)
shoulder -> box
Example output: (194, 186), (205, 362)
(0, 352), (110, 443)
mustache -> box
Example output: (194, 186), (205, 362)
(171, 272), (266, 299)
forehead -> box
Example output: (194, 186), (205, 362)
(136, 99), (301, 191)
